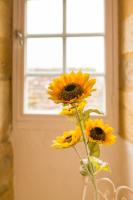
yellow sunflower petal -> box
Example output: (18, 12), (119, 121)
(60, 100), (87, 117)
(52, 127), (81, 149)
(48, 71), (96, 104)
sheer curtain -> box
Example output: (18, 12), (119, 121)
(119, 0), (133, 142)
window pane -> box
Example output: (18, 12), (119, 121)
(86, 76), (106, 114)
(26, 0), (63, 34)
(67, 0), (104, 33)
(26, 38), (63, 74)
(67, 37), (105, 74)
(24, 76), (61, 114)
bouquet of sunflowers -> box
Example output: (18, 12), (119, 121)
(48, 71), (116, 200)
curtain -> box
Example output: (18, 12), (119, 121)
(0, 0), (13, 199)
(119, 0), (133, 142)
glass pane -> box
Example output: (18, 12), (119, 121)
(67, 0), (104, 33)
(67, 37), (105, 74)
(24, 76), (105, 114)
(86, 76), (105, 114)
(26, 0), (63, 34)
(26, 38), (63, 74)
(24, 76), (61, 114)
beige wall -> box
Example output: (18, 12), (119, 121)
(13, 127), (124, 200)
(13, 133), (133, 200)
(0, 0), (13, 200)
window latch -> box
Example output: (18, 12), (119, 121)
(15, 31), (24, 46)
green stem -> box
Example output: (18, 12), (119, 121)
(73, 146), (82, 160)
(74, 105), (94, 174)
(73, 147), (94, 182)
(74, 104), (99, 200)
(74, 105), (89, 156)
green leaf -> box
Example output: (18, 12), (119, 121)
(80, 159), (91, 176)
(88, 142), (100, 158)
(90, 156), (110, 175)
(88, 109), (103, 115)
(83, 109), (103, 120)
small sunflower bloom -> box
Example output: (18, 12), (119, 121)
(60, 101), (87, 117)
(48, 71), (96, 104)
(85, 119), (116, 145)
(52, 127), (81, 148)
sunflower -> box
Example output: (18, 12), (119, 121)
(52, 127), (81, 148)
(60, 100), (87, 117)
(85, 119), (116, 145)
(48, 71), (96, 104)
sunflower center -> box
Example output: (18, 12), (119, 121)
(64, 135), (72, 143)
(65, 84), (77, 91)
(90, 127), (105, 141)
(61, 83), (83, 101)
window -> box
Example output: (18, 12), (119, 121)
(13, 0), (118, 130)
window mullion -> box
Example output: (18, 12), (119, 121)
(63, 0), (66, 73)
(25, 72), (105, 77)
(26, 33), (105, 38)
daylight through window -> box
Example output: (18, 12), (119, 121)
(24, 0), (105, 114)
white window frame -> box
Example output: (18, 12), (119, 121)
(13, 0), (119, 132)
